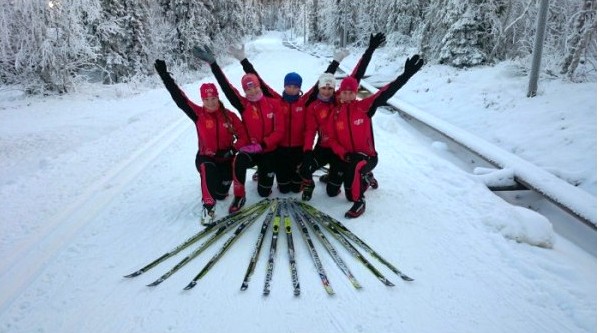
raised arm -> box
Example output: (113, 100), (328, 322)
(229, 45), (278, 98)
(240, 59), (279, 98)
(154, 59), (197, 122)
(350, 33), (386, 83)
(366, 55), (424, 117)
(303, 49), (350, 106)
(193, 45), (246, 113)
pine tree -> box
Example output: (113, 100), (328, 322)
(560, 0), (596, 79)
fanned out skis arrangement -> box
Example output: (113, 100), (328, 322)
(124, 198), (412, 296)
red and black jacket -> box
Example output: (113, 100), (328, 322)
(156, 70), (247, 157)
(304, 45), (380, 152)
(210, 63), (284, 152)
(239, 59), (340, 148)
(328, 71), (415, 159)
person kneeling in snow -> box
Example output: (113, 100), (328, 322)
(193, 45), (285, 214)
(328, 55), (424, 218)
(154, 60), (247, 221)
(227, 44), (349, 195)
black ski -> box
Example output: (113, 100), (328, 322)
(240, 200), (278, 291)
(124, 199), (268, 278)
(301, 202), (394, 286)
(299, 202), (413, 281)
(263, 199), (282, 296)
(294, 202), (361, 289)
(282, 199), (300, 296)
(289, 202), (334, 295)
(184, 209), (264, 290)
(147, 202), (269, 286)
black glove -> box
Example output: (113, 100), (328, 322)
(403, 55), (424, 78)
(368, 32), (386, 50)
(344, 152), (369, 163)
(192, 45), (216, 64)
(154, 59), (167, 75)
(216, 149), (236, 159)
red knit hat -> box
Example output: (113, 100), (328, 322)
(339, 77), (359, 92)
(200, 83), (219, 99)
(241, 73), (260, 90)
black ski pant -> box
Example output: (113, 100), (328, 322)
(195, 154), (233, 207)
(273, 146), (303, 193)
(232, 151), (276, 198)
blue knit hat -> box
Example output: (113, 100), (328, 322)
(284, 72), (302, 88)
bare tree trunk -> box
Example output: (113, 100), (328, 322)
(560, 0), (597, 78)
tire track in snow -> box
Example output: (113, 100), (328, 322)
(0, 116), (191, 313)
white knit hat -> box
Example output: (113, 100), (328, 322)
(318, 73), (336, 89)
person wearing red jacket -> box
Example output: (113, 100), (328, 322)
(300, 33), (386, 201)
(227, 45), (348, 194)
(193, 45), (285, 213)
(154, 59), (247, 221)
(328, 54), (424, 218)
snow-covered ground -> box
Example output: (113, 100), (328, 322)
(0, 31), (595, 333)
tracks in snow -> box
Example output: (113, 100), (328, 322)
(0, 116), (191, 313)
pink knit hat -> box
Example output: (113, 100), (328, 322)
(200, 83), (219, 99)
(339, 77), (359, 92)
(241, 74), (260, 90)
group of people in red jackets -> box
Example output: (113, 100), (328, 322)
(155, 33), (423, 221)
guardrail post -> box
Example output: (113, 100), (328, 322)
(527, 0), (550, 98)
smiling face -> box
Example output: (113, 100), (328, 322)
(202, 97), (219, 112)
(338, 90), (357, 103)
(244, 86), (262, 100)
(284, 85), (301, 96)
(318, 86), (335, 99)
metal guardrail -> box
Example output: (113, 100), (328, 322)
(343, 66), (596, 231)
(282, 39), (596, 234)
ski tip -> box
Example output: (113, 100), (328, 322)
(384, 280), (395, 287)
(183, 282), (196, 290)
(147, 279), (163, 287)
(400, 275), (414, 282)
(123, 271), (142, 278)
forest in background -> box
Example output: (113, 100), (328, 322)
(0, 0), (596, 94)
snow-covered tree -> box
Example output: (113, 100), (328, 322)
(560, 0), (596, 79)
(1, 0), (595, 94)
(0, 0), (102, 93)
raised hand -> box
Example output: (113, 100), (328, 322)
(333, 48), (349, 62)
(154, 59), (167, 74)
(368, 32), (386, 49)
(192, 45), (216, 64)
(403, 55), (424, 77)
(228, 44), (246, 61)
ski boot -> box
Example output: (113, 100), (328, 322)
(229, 196), (246, 213)
(344, 199), (366, 218)
(201, 204), (216, 225)
(365, 172), (378, 189)
(301, 180), (315, 201)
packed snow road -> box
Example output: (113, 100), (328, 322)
(0, 32), (595, 333)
